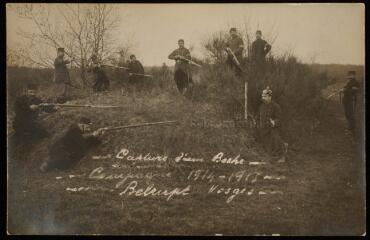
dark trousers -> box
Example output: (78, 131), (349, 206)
(343, 100), (355, 130)
(93, 72), (110, 92)
(174, 69), (193, 94)
(256, 127), (285, 157)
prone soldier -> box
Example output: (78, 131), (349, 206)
(168, 39), (194, 95)
(39, 117), (105, 172)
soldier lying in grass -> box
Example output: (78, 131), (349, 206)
(40, 117), (105, 172)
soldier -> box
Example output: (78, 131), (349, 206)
(89, 54), (110, 93)
(255, 87), (288, 162)
(127, 54), (145, 93)
(168, 39), (194, 95)
(341, 70), (360, 134)
(249, 30), (272, 116)
(251, 30), (271, 67)
(226, 27), (244, 75)
(12, 83), (58, 144)
(39, 117), (106, 172)
(54, 48), (72, 98)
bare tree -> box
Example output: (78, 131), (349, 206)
(13, 4), (124, 87)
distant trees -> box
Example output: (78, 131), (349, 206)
(11, 4), (129, 87)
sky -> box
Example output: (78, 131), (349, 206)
(7, 3), (365, 66)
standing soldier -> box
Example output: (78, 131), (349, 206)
(226, 27), (244, 76)
(40, 117), (105, 172)
(168, 39), (194, 95)
(341, 70), (360, 134)
(255, 87), (288, 162)
(54, 48), (72, 100)
(117, 50), (129, 95)
(88, 54), (110, 93)
(12, 83), (58, 144)
(127, 54), (145, 93)
(250, 30), (272, 115)
(251, 30), (271, 67)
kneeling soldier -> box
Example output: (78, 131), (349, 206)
(12, 83), (58, 144)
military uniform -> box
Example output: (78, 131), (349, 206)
(127, 60), (145, 92)
(256, 100), (285, 157)
(54, 55), (71, 96)
(251, 38), (271, 66)
(168, 47), (193, 94)
(342, 77), (360, 130)
(13, 95), (56, 142)
(44, 124), (101, 171)
(226, 35), (244, 75)
(90, 60), (110, 92)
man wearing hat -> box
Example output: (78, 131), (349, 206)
(341, 70), (360, 133)
(40, 117), (106, 172)
(251, 30), (271, 67)
(89, 53), (110, 93)
(255, 87), (288, 162)
(12, 83), (58, 144)
(54, 48), (72, 97)
(226, 27), (244, 75)
(168, 39), (194, 95)
(127, 54), (145, 93)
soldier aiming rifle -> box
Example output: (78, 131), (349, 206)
(168, 39), (195, 96)
(40, 119), (177, 172)
(88, 54), (110, 93)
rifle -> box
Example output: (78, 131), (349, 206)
(101, 64), (129, 70)
(128, 73), (153, 78)
(101, 120), (177, 132)
(38, 103), (121, 108)
(327, 89), (343, 99)
(226, 48), (243, 72)
(177, 56), (202, 68)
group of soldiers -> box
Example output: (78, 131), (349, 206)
(10, 27), (360, 172)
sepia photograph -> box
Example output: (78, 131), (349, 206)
(6, 3), (365, 236)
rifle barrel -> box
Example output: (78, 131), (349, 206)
(40, 103), (120, 108)
(104, 120), (177, 132)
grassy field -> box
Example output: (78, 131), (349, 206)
(7, 64), (365, 235)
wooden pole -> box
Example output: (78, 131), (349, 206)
(244, 81), (248, 121)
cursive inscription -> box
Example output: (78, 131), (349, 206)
(119, 181), (191, 201)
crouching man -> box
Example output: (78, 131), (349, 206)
(255, 87), (288, 162)
(40, 117), (106, 172)
(12, 83), (58, 144)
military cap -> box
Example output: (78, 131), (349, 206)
(178, 39), (184, 43)
(130, 54), (136, 59)
(57, 48), (65, 52)
(230, 27), (237, 32)
(79, 117), (92, 125)
(256, 30), (262, 35)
